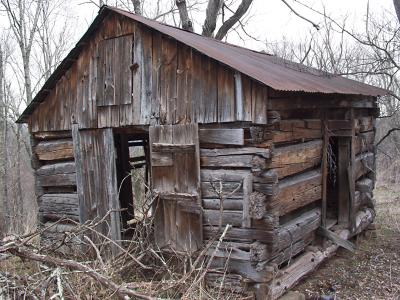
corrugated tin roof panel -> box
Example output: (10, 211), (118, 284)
(17, 5), (387, 123)
(112, 6), (386, 96)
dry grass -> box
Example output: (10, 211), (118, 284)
(295, 184), (400, 300)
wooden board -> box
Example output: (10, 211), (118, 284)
(72, 125), (121, 253)
(199, 128), (244, 145)
(338, 137), (351, 226)
(200, 147), (270, 170)
(150, 124), (202, 252)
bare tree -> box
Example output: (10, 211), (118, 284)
(0, 45), (5, 235)
(1, 0), (41, 105)
(35, 0), (74, 81)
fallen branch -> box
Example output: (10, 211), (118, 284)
(0, 241), (153, 300)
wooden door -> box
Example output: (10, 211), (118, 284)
(72, 125), (121, 254)
(149, 124), (202, 252)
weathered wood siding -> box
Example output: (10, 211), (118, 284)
(28, 13), (268, 133)
(72, 125), (121, 253)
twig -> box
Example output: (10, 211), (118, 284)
(376, 127), (400, 146)
(0, 242), (153, 300)
(281, 0), (320, 30)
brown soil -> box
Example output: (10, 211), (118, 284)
(294, 185), (400, 300)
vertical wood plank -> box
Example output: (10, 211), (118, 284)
(104, 39), (115, 105)
(71, 124), (85, 224)
(242, 173), (252, 228)
(217, 64), (235, 122)
(151, 31), (162, 125)
(72, 126), (121, 254)
(177, 45), (193, 124)
(161, 37), (178, 124)
(141, 26), (153, 125)
(338, 137), (350, 226)
(88, 47), (98, 128)
(321, 118), (328, 228)
(252, 82), (268, 124)
(118, 35), (134, 126)
(202, 56), (218, 123)
(234, 72), (244, 121)
(349, 108), (356, 232)
(103, 128), (122, 254)
(139, 25), (153, 124)
(241, 74), (252, 122)
(132, 26), (140, 122)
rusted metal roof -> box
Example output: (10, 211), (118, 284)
(17, 5), (387, 123)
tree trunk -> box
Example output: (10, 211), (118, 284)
(22, 52), (33, 104)
(132, 0), (141, 15)
(16, 124), (24, 233)
(394, 0), (400, 23)
(0, 45), (4, 235)
(202, 0), (223, 37)
(176, 0), (194, 32)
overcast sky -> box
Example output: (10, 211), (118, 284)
(69, 0), (396, 51)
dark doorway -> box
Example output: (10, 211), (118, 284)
(326, 136), (339, 222)
(114, 129), (150, 237)
(326, 135), (351, 228)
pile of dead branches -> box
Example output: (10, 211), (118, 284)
(0, 212), (238, 299)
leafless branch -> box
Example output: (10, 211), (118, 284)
(376, 127), (400, 146)
(281, 0), (320, 30)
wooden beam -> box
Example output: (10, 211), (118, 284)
(317, 226), (355, 252)
(337, 137), (351, 226)
(277, 208), (321, 251)
(267, 140), (322, 179)
(321, 119), (328, 228)
(270, 229), (351, 300)
(39, 193), (79, 221)
(35, 139), (74, 161)
(275, 170), (322, 216)
(199, 128), (245, 146)
(350, 108), (356, 232)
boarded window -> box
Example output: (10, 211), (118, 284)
(97, 35), (133, 106)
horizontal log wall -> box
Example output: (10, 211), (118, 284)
(205, 93), (378, 298)
(200, 118), (324, 283)
(32, 131), (79, 237)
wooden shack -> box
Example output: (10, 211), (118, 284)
(17, 5), (386, 299)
